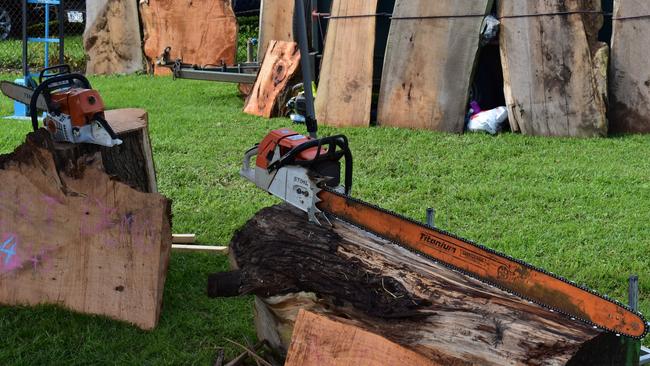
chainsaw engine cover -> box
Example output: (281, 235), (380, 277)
(257, 129), (328, 169)
(50, 88), (105, 127)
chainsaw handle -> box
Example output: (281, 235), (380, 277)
(270, 135), (353, 195)
(38, 64), (72, 84)
(30, 72), (92, 131)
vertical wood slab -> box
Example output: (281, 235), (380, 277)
(139, 0), (238, 75)
(243, 40), (301, 118)
(0, 131), (171, 330)
(285, 310), (438, 366)
(610, 0), (650, 133)
(315, 0), (378, 127)
(377, 0), (492, 132)
(83, 0), (143, 75)
(258, 0), (295, 60)
(498, 1), (608, 137)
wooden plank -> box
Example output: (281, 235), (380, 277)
(610, 0), (650, 133)
(377, 0), (492, 132)
(0, 131), (172, 330)
(315, 0), (378, 127)
(139, 0), (238, 75)
(285, 310), (438, 366)
(258, 0), (295, 60)
(172, 245), (228, 255)
(171, 234), (196, 244)
(244, 40), (301, 118)
(498, 1), (608, 137)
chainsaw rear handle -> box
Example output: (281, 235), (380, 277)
(270, 135), (353, 195)
(30, 71), (92, 131)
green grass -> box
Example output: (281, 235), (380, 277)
(0, 35), (86, 71)
(1, 74), (650, 364)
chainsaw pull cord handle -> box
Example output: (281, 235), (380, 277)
(293, 0), (317, 138)
(29, 72), (92, 131)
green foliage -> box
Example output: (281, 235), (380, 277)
(0, 74), (649, 364)
(0, 35), (86, 71)
(237, 16), (260, 62)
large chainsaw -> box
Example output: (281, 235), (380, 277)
(1, 65), (122, 147)
(240, 0), (648, 340)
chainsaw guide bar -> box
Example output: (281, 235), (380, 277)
(317, 187), (648, 340)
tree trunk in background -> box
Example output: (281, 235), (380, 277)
(225, 205), (628, 365)
(83, 0), (143, 75)
(139, 0), (238, 75)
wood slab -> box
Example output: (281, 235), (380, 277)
(285, 310), (438, 366)
(227, 205), (627, 365)
(315, 0), (378, 127)
(84, 0), (143, 75)
(258, 0), (295, 60)
(610, 0), (650, 133)
(139, 0), (238, 75)
(498, 1), (608, 137)
(0, 131), (172, 330)
(377, 0), (493, 132)
(244, 40), (301, 118)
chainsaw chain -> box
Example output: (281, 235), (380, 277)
(320, 187), (649, 340)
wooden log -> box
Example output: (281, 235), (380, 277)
(377, 0), (493, 132)
(83, 0), (143, 75)
(139, 0), (238, 75)
(609, 0), (650, 133)
(258, 0), (295, 60)
(285, 310), (437, 366)
(315, 0), (377, 127)
(0, 129), (172, 330)
(226, 204), (627, 365)
(243, 40), (301, 118)
(498, 1), (608, 137)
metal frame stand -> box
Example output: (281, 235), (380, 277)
(5, 0), (64, 119)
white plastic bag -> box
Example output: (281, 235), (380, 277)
(468, 106), (508, 135)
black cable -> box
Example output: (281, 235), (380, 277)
(314, 10), (650, 21)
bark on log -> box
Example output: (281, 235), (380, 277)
(243, 40), (301, 118)
(83, 0), (143, 75)
(0, 122), (171, 329)
(226, 204), (627, 365)
(139, 0), (238, 75)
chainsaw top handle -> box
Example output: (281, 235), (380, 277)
(30, 71), (92, 131)
(269, 135), (353, 195)
(38, 64), (72, 84)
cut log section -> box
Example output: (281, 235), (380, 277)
(377, 0), (492, 132)
(285, 310), (437, 366)
(139, 0), (238, 75)
(315, 0), (378, 127)
(83, 0), (143, 75)
(0, 126), (171, 330)
(243, 40), (301, 118)
(223, 204), (627, 365)
(609, 0), (650, 133)
(498, 1), (608, 137)
(258, 0), (295, 60)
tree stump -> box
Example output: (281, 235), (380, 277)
(219, 204), (628, 365)
(0, 112), (170, 330)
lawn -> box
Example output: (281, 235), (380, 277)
(0, 73), (649, 364)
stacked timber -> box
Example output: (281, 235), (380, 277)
(214, 205), (628, 365)
(610, 0), (650, 133)
(498, 1), (609, 137)
(377, 0), (492, 132)
(139, 0), (238, 75)
(315, 0), (378, 127)
(0, 110), (171, 330)
(83, 0), (143, 75)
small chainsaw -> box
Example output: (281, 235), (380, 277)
(1, 65), (122, 147)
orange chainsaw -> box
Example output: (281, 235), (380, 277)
(240, 0), (647, 340)
(1, 65), (122, 147)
